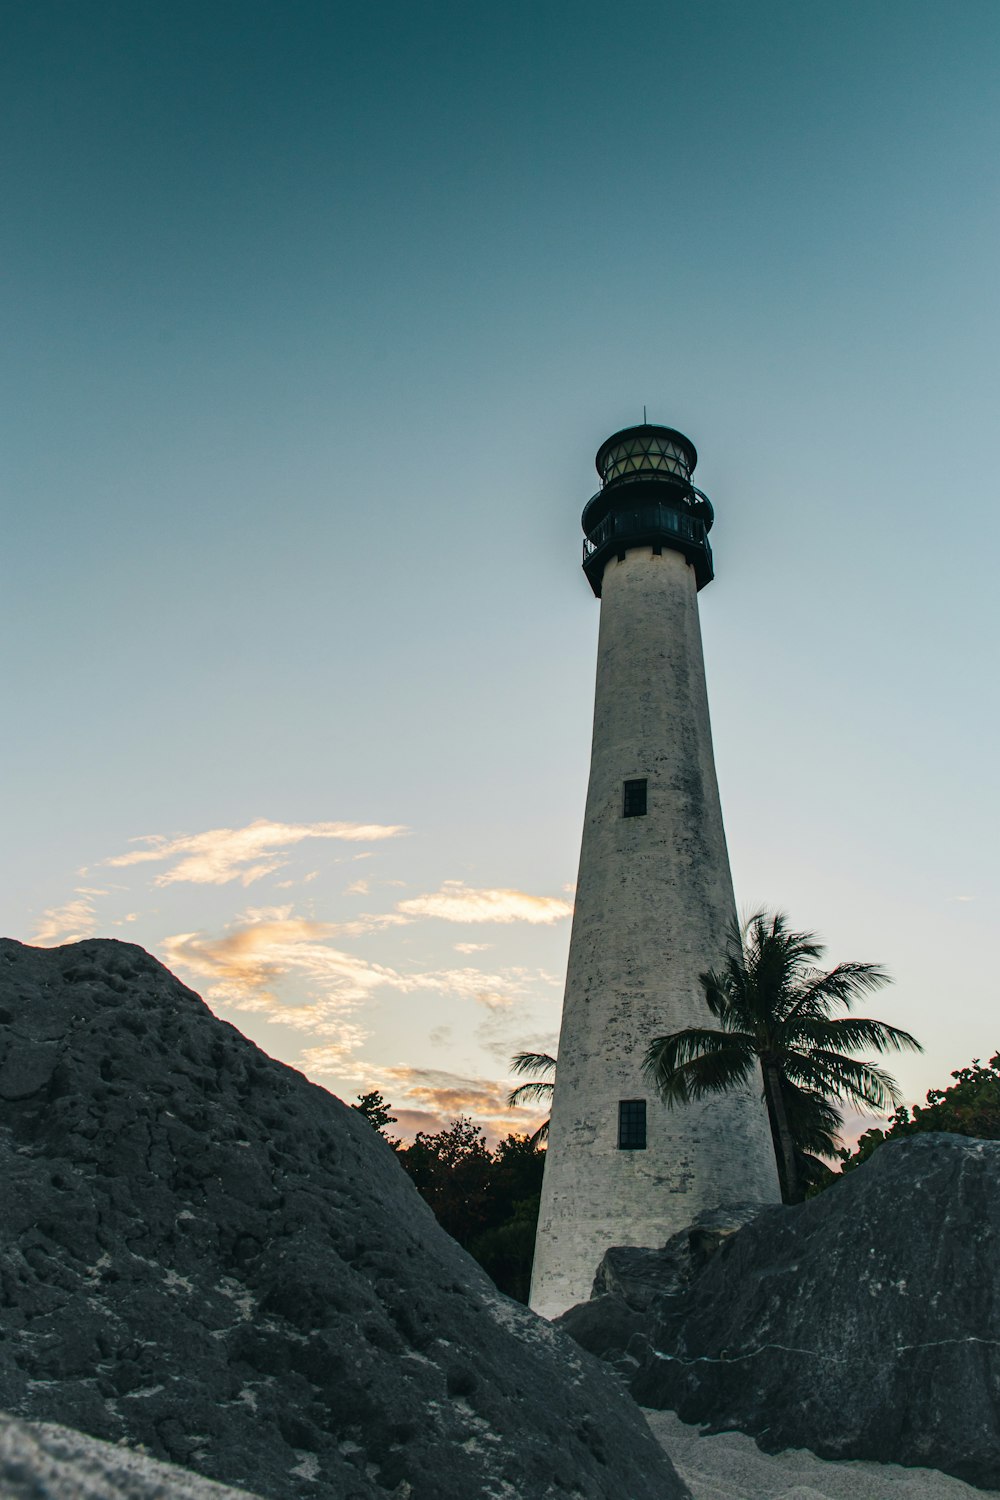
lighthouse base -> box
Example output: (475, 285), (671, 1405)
(529, 1085), (779, 1320)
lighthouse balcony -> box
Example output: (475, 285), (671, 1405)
(582, 501), (714, 596)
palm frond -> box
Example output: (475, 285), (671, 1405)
(779, 1078), (843, 1158)
(792, 1015), (922, 1055)
(706, 910), (829, 1036)
(792, 1050), (904, 1112)
(743, 908), (824, 977)
(783, 961), (893, 1024)
(506, 1079), (555, 1109)
(644, 1028), (757, 1104)
(699, 966), (736, 1025)
(509, 1051), (557, 1078)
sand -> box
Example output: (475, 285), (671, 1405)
(646, 1409), (1000, 1500)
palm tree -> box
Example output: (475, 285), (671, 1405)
(507, 1052), (557, 1146)
(643, 910), (922, 1204)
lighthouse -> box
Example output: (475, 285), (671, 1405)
(529, 423), (780, 1320)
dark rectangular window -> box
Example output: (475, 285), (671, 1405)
(623, 778), (647, 818)
(618, 1098), (647, 1150)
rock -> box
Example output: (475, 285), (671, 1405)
(0, 937), (688, 1500)
(592, 1202), (767, 1309)
(556, 1202), (766, 1375)
(553, 1295), (649, 1379)
(0, 1409), (264, 1499)
(580, 1135), (1000, 1488)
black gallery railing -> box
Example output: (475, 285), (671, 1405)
(582, 504), (712, 563)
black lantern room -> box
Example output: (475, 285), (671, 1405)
(581, 424), (715, 596)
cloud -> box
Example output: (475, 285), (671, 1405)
(360, 1065), (547, 1144)
(162, 917), (549, 1021)
(337, 912), (413, 937)
(161, 917), (410, 1053)
(405, 965), (538, 1009)
(396, 881), (573, 925)
(372, 1065), (510, 1120)
(237, 904), (294, 923)
(105, 818), (408, 888)
(345, 879), (370, 896)
(454, 942), (491, 954)
(296, 1035), (372, 1075)
(32, 893), (100, 945)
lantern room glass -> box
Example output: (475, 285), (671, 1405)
(599, 434), (692, 486)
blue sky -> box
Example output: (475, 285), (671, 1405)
(4, 0), (999, 1140)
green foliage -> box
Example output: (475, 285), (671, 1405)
(838, 1053), (1000, 1176)
(392, 1116), (546, 1302)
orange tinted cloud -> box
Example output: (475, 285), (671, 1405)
(353, 1064), (546, 1145)
(160, 917), (416, 1064)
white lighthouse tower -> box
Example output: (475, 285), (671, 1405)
(530, 423), (780, 1321)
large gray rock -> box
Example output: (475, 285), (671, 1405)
(0, 938), (689, 1500)
(567, 1134), (1000, 1488)
(0, 1409), (264, 1499)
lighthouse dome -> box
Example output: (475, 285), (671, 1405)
(595, 424), (697, 487)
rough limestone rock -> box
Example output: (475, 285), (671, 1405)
(0, 938), (688, 1500)
(0, 1409), (264, 1499)
(556, 1203), (765, 1377)
(567, 1135), (1000, 1489)
(592, 1202), (766, 1308)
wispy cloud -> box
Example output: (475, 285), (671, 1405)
(454, 941), (491, 954)
(237, 904), (294, 923)
(105, 818), (408, 888)
(32, 891), (104, 945)
(164, 913), (549, 1016)
(162, 917), (406, 1012)
(296, 1034), (372, 1075)
(406, 965), (544, 1009)
(337, 912), (413, 937)
(396, 881), (572, 925)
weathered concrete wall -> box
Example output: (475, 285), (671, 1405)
(530, 545), (779, 1320)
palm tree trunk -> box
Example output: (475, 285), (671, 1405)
(762, 1060), (801, 1204)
